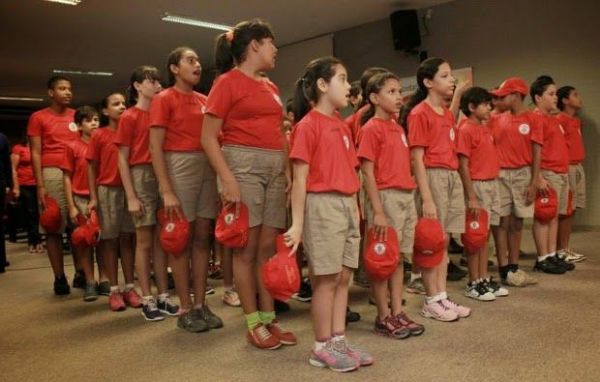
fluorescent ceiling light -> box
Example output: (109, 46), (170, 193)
(44, 0), (81, 5)
(0, 96), (44, 102)
(53, 69), (113, 77)
(162, 13), (232, 31)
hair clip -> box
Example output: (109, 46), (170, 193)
(225, 30), (234, 43)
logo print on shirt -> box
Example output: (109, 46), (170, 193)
(343, 135), (350, 150)
(559, 124), (565, 134)
(518, 124), (530, 135)
(374, 243), (386, 255)
(541, 198), (549, 204)
(470, 221), (480, 230)
(449, 128), (456, 141)
(401, 133), (408, 147)
(165, 223), (175, 233)
(273, 94), (283, 106)
(225, 213), (235, 225)
(68, 122), (78, 132)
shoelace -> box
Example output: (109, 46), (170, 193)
(146, 298), (158, 311)
(255, 325), (273, 341)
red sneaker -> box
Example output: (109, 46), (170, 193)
(122, 288), (142, 308)
(109, 292), (126, 312)
(246, 324), (282, 350)
(266, 320), (297, 345)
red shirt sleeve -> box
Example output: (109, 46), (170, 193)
(27, 112), (43, 137)
(356, 125), (380, 162)
(530, 113), (544, 146)
(407, 112), (430, 148)
(115, 112), (134, 146)
(86, 133), (99, 161)
(204, 76), (234, 120)
(456, 125), (473, 158)
(149, 93), (172, 129)
(289, 123), (316, 165)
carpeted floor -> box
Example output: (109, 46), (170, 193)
(1, 231), (599, 382)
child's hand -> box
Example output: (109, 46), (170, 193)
(163, 191), (183, 221)
(87, 198), (97, 211)
(221, 178), (241, 208)
(69, 206), (80, 225)
(467, 198), (481, 218)
(373, 212), (389, 241)
(127, 196), (145, 218)
(284, 225), (302, 254)
(422, 200), (437, 219)
(37, 186), (47, 208)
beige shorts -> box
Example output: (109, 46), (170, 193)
(73, 195), (90, 216)
(303, 193), (360, 276)
(365, 189), (417, 255)
(131, 164), (159, 227)
(417, 168), (465, 234)
(97, 185), (135, 240)
(39, 167), (68, 234)
(165, 152), (218, 222)
(568, 163), (586, 209)
(472, 180), (501, 226)
(498, 167), (533, 218)
(542, 170), (569, 215)
(222, 145), (287, 229)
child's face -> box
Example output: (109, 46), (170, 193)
(136, 78), (162, 101)
(103, 93), (126, 122)
(322, 65), (351, 110)
(49, 80), (72, 106)
(256, 38), (278, 71)
(565, 90), (583, 109)
(172, 50), (201, 87)
(471, 101), (492, 122)
(371, 78), (403, 115)
(79, 115), (99, 136)
(536, 84), (558, 113)
(427, 62), (456, 99)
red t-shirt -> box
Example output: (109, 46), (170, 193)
(149, 87), (207, 152)
(357, 117), (416, 190)
(489, 110), (544, 169)
(11, 144), (36, 186)
(115, 107), (152, 165)
(407, 102), (458, 170)
(535, 110), (569, 174)
(86, 128), (121, 187)
(456, 119), (500, 180)
(556, 113), (585, 164)
(27, 107), (78, 168)
(345, 105), (369, 147)
(205, 69), (284, 150)
(289, 109), (360, 195)
(62, 139), (90, 196)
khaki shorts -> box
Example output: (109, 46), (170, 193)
(542, 170), (569, 215)
(303, 193), (360, 276)
(165, 152), (218, 222)
(568, 163), (586, 209)
(223, 145), (287, 229)
(365, 189), (417, 255)
(73, 195), (90, 216)
(417, 168), (465, 234)
(97, 185), (135, 240)
(39, 167), (68, 234)
(131, 164), (159, 227)
(498, 167), (533, 218)
(472, 180), (501, 226)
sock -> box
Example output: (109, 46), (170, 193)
(508, 263), (519, 272)
(410, 272), (421, 282)
(549, 251), (556, 258)
(158, 293), (169, 302)
(538, 254), (550, 262)
(110, 285), (120, 293)
(499, 265), (510, 280)
(142, 295), (153, 305)
(332, 333), (345, 341)
(314, 339), (328, 352)
(259, 311), (276, 325)
(439, 291), (448, 300)
(245, 312), (261, 330)
(124, 283), (135, 291)
(426, 295), (437, 304)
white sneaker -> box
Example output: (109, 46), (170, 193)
(483, 277), (509, 297)
(465, 282), (496, 302)
(564, 249), (586, 262)
(503, 270), (526, 287)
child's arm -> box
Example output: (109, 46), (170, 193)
(30, 136), (46, 208)
(63, 171), (78, 224)
(361, 160), (388, 240)
(458, 155), (480, 216)
(527, 142), (546, 203)
(10, 151), (20, 199)
(450, 79), (472, 119)
(411, 147), (437, 219)
(284, 160), (308, 252)
(149, 127), (181, 220)
(87, 160), (98, 211)
(117, 146), (144, 218)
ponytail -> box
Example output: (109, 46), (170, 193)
(359, 72), (399, 126)
(126, 65), (161, 107)
(357, 67), (388, 110)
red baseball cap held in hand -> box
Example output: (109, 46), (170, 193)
(262, 234), (300, 301)
(215, 202), (249, 248)
(461, 208), (489, 254)
(413, 217), (445, 269)
(490, 77), (529, 98)
(364, 227), (399, 281)
(158, 209), (190, 257)
(534, 187), (558, 223)
(71, 210), (100, 248)
(40, 195), (62, 233)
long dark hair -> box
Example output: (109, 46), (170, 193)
(292, 56), (343, 123)
(399, 57), (446, 128)
(557, 85), (575, 111)
(357, 67), (388, 109)
(166, 46), (196, 86)
(126, 65), (161, 106)
(360, 72), (399, 126)
(99, 92), (124, 126)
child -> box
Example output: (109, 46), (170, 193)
(556, 86), (586, 262)
(117, 65), (179, 321)
(357, 71), (425, 338)
(202, 20), (294, 348)
(87, 92), (141, 311)
(400, 57), (471, 322)
(285, 56), (373, 372)
(456, 87), (509, 301)
(150, 47), (222, 332)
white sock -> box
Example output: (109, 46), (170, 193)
(548, 251), (556, 258)
(142, 295), (153, 305)
(314, 340), (328, 352)
(109, 285), (120, 293)
(158, 293), (169, 302)
(439, 291), (448, 300)
(124, 283), (135, 291)
(332, 333), (345, 341)
(410, 272), (421, 282)
(426, 295), (437, 304)
(538, 254), (551, 262)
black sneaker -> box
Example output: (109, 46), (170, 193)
(177, 310), (209, 333)
(167, 271), (175, 290)
(555, 254), (575, 271)
(346, 307), (361, 323)
(275, 299), (290, 313)
(72, 270), (86, 289)
(194, 305), (223, 329)
(98, 281), (111, 296)
(205, 286), (216, 295)
(403, 260), (412, 272)
(54, 274), (70, 295)
(142, 298), (165, 321)
(157, 295), (179, 316)
(447, 261), (467, 281)
(534, 256), (567, 274)
(292, 278), (312, 302)
(83, 282), (99, 302)
(448, 238), (464, 254)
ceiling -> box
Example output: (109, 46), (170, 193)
(0, 0), (452, 108)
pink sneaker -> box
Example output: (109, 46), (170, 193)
(440, 298), (471, 318)
(109, 292), (126, 312)
(332, 337), (374, 367)
(421, 301), (459, 322)
(122, 288), (143, 308)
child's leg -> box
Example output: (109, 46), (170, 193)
(119, 232), (135, 285)
(99, 239), (119, 287)
(547, 216), (559, 255)
(436, 247), (449, 293)
(170, 249), (191, 309)
(492, 217), (509, 267)
(311, 273), (339, 340)
(508, 215), (523, 264)
(373, 278), (390, 320)
(78, 246), (95, 283)
(532, 220), (550, 256)
(233, 227), (261, 316)
(46, 234), (65, 277)
(256, 226), (278, 314)
(557, 214), (572, 250)
(190, 218), (211, 306)
(221, 245), (234, 290)
(152, 226), (169, 294)
(479, 244), (488, 280)
(388, 261), (404, 316)
(466, 249), (480, 283)
(332, 267), (353, 334)
(421, 267), (439, 297)
(135, 226), (153, 297)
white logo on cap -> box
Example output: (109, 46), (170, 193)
(374, 243), (386, 255)
(449, 128), (456, 141)
(165, 223), (175, 232)
(68, 122), (78, 132)
(224, 213), (235, 225)
(401, 133), (408, 147)
(518, 124), (530, 135)
(343, 135), (350, 150)
(559, 124), (565, 134)
(470, 221), (480, 230)
(541, 198), (549, 204)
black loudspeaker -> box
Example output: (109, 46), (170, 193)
(390, 10), (421, 51)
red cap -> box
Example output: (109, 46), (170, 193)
(261, 234), (300, 301)
(72, 210), (100, 249)
(215, 202), (249, 248)
(534, 188), (558, 222)
(40, 195), (62, 233)
(413, 218), (445, 269)
(461, 209), (489, 254)
(71, 214), (89, 249)
(158, 209), (190, 256)
(490, 77), (528, 98)
(364, 227), (399, 281)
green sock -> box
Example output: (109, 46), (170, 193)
(245, 312), (261, 330)
(259, 311), (276, 325)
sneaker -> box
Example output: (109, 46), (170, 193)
(421, 301), (459, 322)
(503, 270), (527, 287)
(247, 324), (282, 350)
(447, 261), (468, 281)
(374, 315), (411, 340)
(448, 238), (463, 254)
(53, 274), (70, 296)
(395, 312), (425, 336)
(266, 320), (297, 345)
(83, 282), (99, 302)
(123, 288), (143, 308)
(332, 337), (374, 367)
(406, 278), (427, 295)
(555, 254), (575, 271)
(177, 310), (209, 333)
(515, 269), (538, 285)
(205, 286), (216, 295)
(193, 305), (223, 329)
(109, 292), (126, 312)
(534, 256), (567, 274)
(208, 265), (223, 280)
(440, 298), (471, 318)
(167, 272), (175, 290)
(565, 248), (586, 262)
(141, 298), (165, 322)
(157, 295), (179, 316)
(346, 307), (361, 323)
(354, 270), (371, 288)
(309, 341), (358, 372)
(465, 282), (496, 302)
(223, 289), (241, 307)
(274, 299), (290, 313)
(72, 271), (86, 289)
(97, 281), (111, 296)
(483, 277), (509, 297)
(292, 278), (312, 302)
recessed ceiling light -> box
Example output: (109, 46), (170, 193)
(53, 69), (113, 77)
(162, 13), (232, 31)
(0, 96), (44, 102)
(44, 0), (82, 5)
